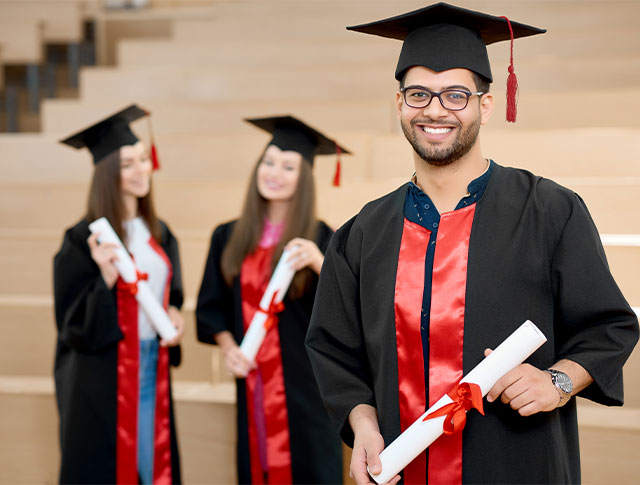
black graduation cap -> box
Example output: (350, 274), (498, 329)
(60, 104), (160, 167)
(245, 115), (351, 186)
(347, 2), (546, 122)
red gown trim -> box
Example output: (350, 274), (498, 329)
(428, 204), (476, 485)
(116, 281), (139, 485)
(394, 218), (431, 485)
(241, 246), (293, 484)
(115, 236), (173, 484)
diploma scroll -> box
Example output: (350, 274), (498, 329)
(89, 217), (178, 341)
(371, 320), (547, 484)
(239, 249), (296, 362)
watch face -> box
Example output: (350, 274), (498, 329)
(553, 371), (573, 394)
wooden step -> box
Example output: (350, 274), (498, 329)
(202, 0), (640, 32)
(74, 58), (640, 104)
(121, 25), (639, 68)
(0, 1), (83, 44)
(40, 97), (397, 137)
(0, 302), (220, 383)
(38, 86), (640, 136)
(0, 377), (236, 484)
(117, 35), (401, 68)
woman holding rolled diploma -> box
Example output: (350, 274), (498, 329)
(196, 116), (345, 484)
(53, 105), (184, 484)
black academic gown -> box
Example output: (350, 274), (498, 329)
(196, 220), (342, 485)
(53, 219), (182, 484)
(306, 164), (639, 484)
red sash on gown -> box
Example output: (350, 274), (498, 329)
(115, 236), (174, 485)
(395, 205), (476, 485)
(241, 246), (293, 484)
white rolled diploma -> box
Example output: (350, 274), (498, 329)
(371, 320), (547, 484)
(239, 249), (296, 362)
(88, 217), (178, 341)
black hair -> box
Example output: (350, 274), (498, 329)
(398, 70), (491, 93)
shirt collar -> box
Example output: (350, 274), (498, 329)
(409, 159), (494, 202)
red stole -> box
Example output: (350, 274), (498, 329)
(115, 236), (173, 485)
(241, 246), (293, 484)
(395, 204), (476, 485)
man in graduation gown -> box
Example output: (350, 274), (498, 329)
(305, 4), (639, 484)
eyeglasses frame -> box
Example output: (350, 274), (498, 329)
(400, 86), (486, 111)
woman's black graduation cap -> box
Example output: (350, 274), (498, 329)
(60, 104), (160, 168)
(245, 115), (351, 186)
(347, 2), (546, 122)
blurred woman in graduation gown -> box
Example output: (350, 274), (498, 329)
(53, 105), (184, 484)
(196, 116), (345, 484)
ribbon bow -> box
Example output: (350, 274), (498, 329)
(423, 382), (484, 435)
(116, 271), (149, 296)
(261, 292), (285, 331)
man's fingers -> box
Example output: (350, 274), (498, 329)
(487, 367), (523, 402)
(509, 393), (536, 412)
(499, 377), (527, 404)
(487, 379), (506, 403)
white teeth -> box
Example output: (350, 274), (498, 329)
(421, 126), (452, 134)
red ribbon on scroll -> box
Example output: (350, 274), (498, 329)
(423, 382), (484, 435)
(116, 270), (149, 296)
(261, 292), (285, 331)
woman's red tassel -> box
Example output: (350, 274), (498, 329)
(332, 143), (342, 187)
(501, 16), (518, 123)
(150, 142), (160, 170)
(147, 115), (160, 170)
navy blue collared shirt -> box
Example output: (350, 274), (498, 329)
(403, 160), (494, 394)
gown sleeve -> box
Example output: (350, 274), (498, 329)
(53, 224), (123, 353)
(306, 217), (376, 446)
(551, 194), (639, 405)
(195, 224), (235, 344)
(161, 221), (184, 310)
(160, 221), (184, 367)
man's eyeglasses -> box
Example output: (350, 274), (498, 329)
(400, 86), (486, 111)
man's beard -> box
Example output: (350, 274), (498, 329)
(401, 116), (481, 167)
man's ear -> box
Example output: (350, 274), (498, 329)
(480, 92), (494, 125)
(395, 91), (404, 120)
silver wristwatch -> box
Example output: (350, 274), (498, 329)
(544, 369), (573, 407)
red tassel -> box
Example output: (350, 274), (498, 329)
(150, 142), (160, 171)
(332, 143), (341, 187)
(501, 16), (518, 123)
(147, 115), (160, 170)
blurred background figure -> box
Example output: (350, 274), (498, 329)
(54, 105), (184, 484)
(196, 116), (346, 484)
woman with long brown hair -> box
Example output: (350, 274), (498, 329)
(53, 105), (183, 484)
(196, 116), (346, 484)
